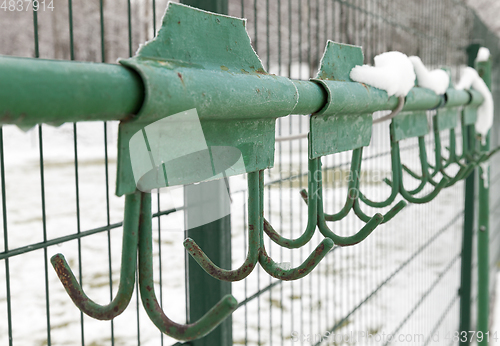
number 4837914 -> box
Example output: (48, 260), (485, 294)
(1, 0), (54, 11)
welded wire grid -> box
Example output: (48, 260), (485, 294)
(0, 0), (499, 346)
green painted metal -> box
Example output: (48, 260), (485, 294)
(305, 41), (405, 240)
(460, 123), (476, 346)
(476, 58), (491, 346)
(50, 192), (141, 320)
(434, 108), (459, 131)
(116, 2), (299, 196)
(391, 111), (429, 142)
(370, 117), (451, 205)
(257, 170), (335, 280)
(0, 56), (144, 129)
(138, 192), (238, 341)
(183, 171), (260, 281)
(309, 112), (372, 158)
(262, 158), (318, 249)
(309, 41), (388, 135)
(0, 3), (494, 341)
(463, 107), (478, 126)
(446, 88), (472, 108)
(299, 148), (406, 225)
(428, 108), (476, 187)
(290, 80), (326, 115)
(181, 2), (232, 346)
(469, 89), (485, 107)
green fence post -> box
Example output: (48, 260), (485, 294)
(459, 43), (480, 346)
(476, 54), (492, 346)
(179, 2), (232, 346)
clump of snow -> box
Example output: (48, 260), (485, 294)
(480, 162), (489, 188)
(350, 51), (416, 97)
(409, 56), (450, 95)
(476, 47), (491, 62)
(456, 66), (494, 142)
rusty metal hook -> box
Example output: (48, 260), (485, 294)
(262, 158), (319, 249)
(183, 171), (261, 281)
(387, 131), (449, 203)
(301, 148), (406, 225)
(372, 96), (405, 124)
(138, 192), (237, 340)
(51, 191), (141, 320)
(257, 170), (334, 280)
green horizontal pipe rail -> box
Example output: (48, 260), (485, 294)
(0, 55), (484, 128)
(0, 56), (144, 128)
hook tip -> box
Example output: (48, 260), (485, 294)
(221, 294), (238, 310)
(322, 238), (335, 249)
(396, 200), (408, 208)
(50, 253), (66, 267)
(183, 237), (196, 249)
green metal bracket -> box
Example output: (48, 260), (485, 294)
(308, 42), (402, 243)
(116, 2), (299, 196)
(309, 41), (372, 158)
(391, 111), (429, 142)
(434, 108), (458, 132)
(463, 106), (478, 126)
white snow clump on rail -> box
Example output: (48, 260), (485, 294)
(476, 47), (491, 63)
(349, 51), (416, 97)
(456, 66), (494, 142)
(409, 56), (450, 95)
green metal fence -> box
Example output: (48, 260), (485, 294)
(0, 1), (499, 346)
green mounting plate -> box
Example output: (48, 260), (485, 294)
(309, 41), (372, 159)
(391, 111), (429, 142)
(116, 2), (298, 196)
(434, 108), (458, 131)
(462, 107), (478, 126)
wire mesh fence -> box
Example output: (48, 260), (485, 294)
(0, 0), (499, 345)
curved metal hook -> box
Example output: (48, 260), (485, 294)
(352, 199), (407, 224)
(183, 171), (260, 281)
(372, 96), (405, 124)
(51, 191), (141, 320)
(262, 158), (319, 249)
(138, 192), (237, 340)
(258, 240), (334, 280)
(397, 136), (454, 196)
(461, 118), (500, 164)
(393, 139), (449, 203)
(429, 124), (474, 186)
(316, 190), (383, 246)
(298, 152), (358, 221)
(477, 146), (500, 163)
(257, 170), (334, 280)
(399, 137), (432, 195)
(302, 148), (406, 224)
(313, 154), (384, 245)
(358, 140), (400, 208)
(350, 147), (407, 223)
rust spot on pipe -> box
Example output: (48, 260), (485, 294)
(177, 72), (185, 87)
